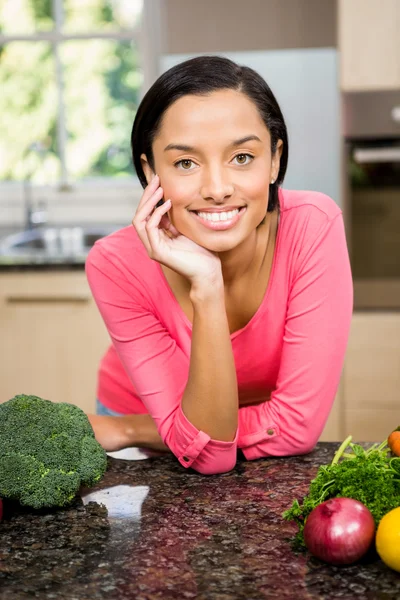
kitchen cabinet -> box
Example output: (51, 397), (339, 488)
(343, 312), (400, 441)
(319, 379), (344, 442)
(0, 271), (110, 413)
(338, 0), (400, 91)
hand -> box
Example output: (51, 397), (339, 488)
(87, 413), (170, 453)
(87, 414), (131, 452)
(132, 175), (222, 286)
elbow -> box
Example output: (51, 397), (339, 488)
(190, 455), (237, 476)
(295, 439), (318, 456)
(286, 432), (319, 457)
(165, 407), (238, 475)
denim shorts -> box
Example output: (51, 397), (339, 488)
(96, 398), (124, 417)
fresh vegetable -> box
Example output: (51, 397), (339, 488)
(283, 435), (400, 549)
(303, 497), (375, 565)
(0, 394), (107, 509)
(388, 427), (400, 456)
(0, 498), (2, 521)
(375, 506), (400, 572)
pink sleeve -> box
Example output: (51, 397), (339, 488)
(237, 212), (353, 460)
(86, 247), (238, 475)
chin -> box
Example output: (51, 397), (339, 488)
(200, 239), (240, 253)
(189, 230), (249, 254)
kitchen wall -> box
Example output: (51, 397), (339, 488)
(162, 0), (336, 53)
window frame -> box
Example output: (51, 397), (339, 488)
(0, 0), (164, 200)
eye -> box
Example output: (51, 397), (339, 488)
(174, 159), (196, 170)
(233, 153), (254, 165)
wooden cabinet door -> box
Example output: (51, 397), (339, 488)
(339, 0), (400, 91)
(0, 272), (110, 413)
(319, 379), (344, 442)
(343, 312), (400, 441)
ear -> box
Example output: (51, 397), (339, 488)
(271, 139), (283, 183)
(140, 153), (155, 185)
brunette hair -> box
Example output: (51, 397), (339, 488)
(131, 55), (288, 212)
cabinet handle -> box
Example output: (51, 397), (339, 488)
(353, 147), (400, 163)
(6, 295), (91, 304)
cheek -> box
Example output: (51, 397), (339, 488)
(161, 175), (197, 211)
(240, 174), (270, 205)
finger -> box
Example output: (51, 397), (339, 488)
(132, 173), (161, 229)
(137, 174), (159, 211)
(137, 199), (172, 257)
(160, 211), (179, 237)
(133, 186), (164, 227)
(145, 200), (172, 256)
(163, 229), (174, 241)
(165, 221), (180, 237)
(146, 199), (171, 232)
(132, 188), (165, 255)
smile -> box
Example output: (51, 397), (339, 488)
(190, 207), (247, 231)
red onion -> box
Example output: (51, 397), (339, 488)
(304, 497), (375, 565)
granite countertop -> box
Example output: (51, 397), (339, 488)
(0, 443), (399, 600)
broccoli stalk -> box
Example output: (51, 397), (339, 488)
(0, 394), (107, 509)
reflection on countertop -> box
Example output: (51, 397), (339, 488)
(0, 443), (399, 600)
(82, 484), (150, 519)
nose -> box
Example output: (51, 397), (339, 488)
(200, 166), (234, 203)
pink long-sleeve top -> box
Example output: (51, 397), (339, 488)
(86, 188), (353, 475)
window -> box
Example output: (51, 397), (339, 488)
(0, 0), (155, 188)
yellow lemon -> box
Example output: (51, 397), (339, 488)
(376, 507), (400, 572)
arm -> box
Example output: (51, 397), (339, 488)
(236, 211), (353, 459)
(86, 248), (238, 475)
(182, 281), (238, 441)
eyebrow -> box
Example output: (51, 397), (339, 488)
(163, 135), (262, 152)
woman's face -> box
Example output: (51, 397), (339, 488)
(141, 89), (282, 253)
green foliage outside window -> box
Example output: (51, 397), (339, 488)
(0, 0), (142, 183)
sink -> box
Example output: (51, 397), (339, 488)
(0, 224), (122, 265)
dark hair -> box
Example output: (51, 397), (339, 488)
(131, 55), (288, 212)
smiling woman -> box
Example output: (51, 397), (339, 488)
(85, 55), (353, 475)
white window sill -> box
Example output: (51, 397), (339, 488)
(0, 180), (145, 227)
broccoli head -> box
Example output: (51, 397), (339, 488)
(0, 394), (107, 509)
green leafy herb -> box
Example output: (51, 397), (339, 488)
(282, 435), (400, 550)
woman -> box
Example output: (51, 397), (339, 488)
(86, 55), (353, 475)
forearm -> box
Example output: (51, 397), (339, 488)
(123, 413), (170, 452)
(180, 280), (238, 442)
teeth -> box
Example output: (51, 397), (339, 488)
(196, 208), (240, 222)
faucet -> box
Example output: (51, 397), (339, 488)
(23, 142), (49, 230)
(24, 181), (48, 230)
